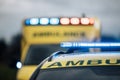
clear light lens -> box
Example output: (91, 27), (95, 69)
(70, 18), (80, 25)
(61, 42), (120, 48)
(60, 18), (70, 25)
(40, 18), (49, 25)
(81, 18), (89, 25)
(30, 18), (39, 25)
(16, 61), (22, 69)
(50, 18), (59, 25)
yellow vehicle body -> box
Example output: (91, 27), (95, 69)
(17, 17), (101, 80)
(17, 66), (36, 80)
(30, 51), (120, 80)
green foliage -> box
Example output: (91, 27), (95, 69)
(0, 64), (17, 80)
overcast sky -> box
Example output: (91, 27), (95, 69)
(0, 0), (120, 43)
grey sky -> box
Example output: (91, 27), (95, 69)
(0, 0), (120, 43)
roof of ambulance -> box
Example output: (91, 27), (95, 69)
(40, 51), (120, 69)
(52, 52), (120, 61)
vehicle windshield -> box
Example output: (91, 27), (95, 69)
(24, 44), (67, 65)
(36, 66), (120, 80)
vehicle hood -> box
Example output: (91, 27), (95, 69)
(17, 65), (37, 80)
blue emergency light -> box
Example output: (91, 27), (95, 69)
(61, 42), (120, 48)
(30, 18), (39, 25)
(50, 18), (59, 25)
(40, 18), (49, 25)
(25, 19), (30, 25)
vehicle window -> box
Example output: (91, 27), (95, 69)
(36, 66), (120, 80)
(24, 44), (67, 65)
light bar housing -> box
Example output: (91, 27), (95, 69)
(24, 17), (95, 26)
(61, 42), (120, 48)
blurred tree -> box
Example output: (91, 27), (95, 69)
(0, 39), (7, 62)
(2, 33), (22, 68)
(9, 33), (22, 68)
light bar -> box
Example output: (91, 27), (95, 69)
(60, 18), (70, 25)
(25, 17), (95, 26)
(40, 18), (49, 25)
(50, 18), (59, 25)
(30, 18), (39, 25)
(70, 18), (80, 25)
(61, 42), (120, 48)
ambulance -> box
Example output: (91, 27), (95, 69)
(16, 17), (101, 80)
(30, 42), (120, 80)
